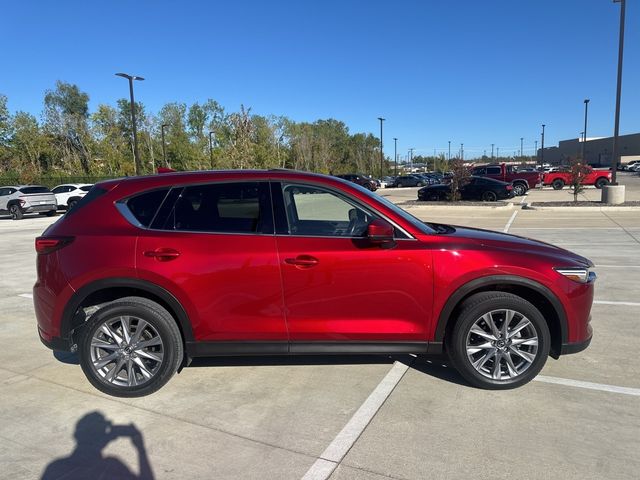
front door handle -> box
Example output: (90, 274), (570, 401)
(144, 248), (181, 262)
(285, 255), (319, 268)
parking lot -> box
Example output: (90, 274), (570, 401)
(2, 178), (640, 480)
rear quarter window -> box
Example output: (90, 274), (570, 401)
(126, 189), (170, 227)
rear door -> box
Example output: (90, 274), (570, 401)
(273, 181), (433, 346)
(135, 182), (287, 345)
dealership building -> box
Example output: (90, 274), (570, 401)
(538, 132), (640, 167)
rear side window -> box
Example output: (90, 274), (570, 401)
(486, 167), (501, 175)
(19, 186), (50, 194)
(162, 182), (270, 234)
(80, 185), (93, 192)
(127, 189), (170, 227)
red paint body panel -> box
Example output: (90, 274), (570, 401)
(33, 170), (594, 355)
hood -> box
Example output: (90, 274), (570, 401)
(430, 223), (593, 267)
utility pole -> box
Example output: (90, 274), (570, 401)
(541, 124), (546, 168)
(582, 99), (590, 161)
(461, 143), (464, 161)
(393, 137), (398, 176)
(611, 0), (626, 184)
(377, 117), (385, 179)
(408, 148), (415, 171)
(520, 137), (524, 157)
(161, 124), (169, 167)
(491, 143), (494, 159)
(448, 141), (451, 161)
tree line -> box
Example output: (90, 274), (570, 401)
(0, 81), (389, 182)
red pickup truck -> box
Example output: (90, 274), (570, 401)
(471, 164), (542, 196)
(543, 167), (611, 190)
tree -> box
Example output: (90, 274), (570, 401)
(448, 159), (471, 201)
(567, 158), (591, 203)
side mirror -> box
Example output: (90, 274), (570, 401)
(367, 219), (395, 247)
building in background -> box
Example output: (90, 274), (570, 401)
(537, 133), (640, 167)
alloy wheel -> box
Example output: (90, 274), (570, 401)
(89, 315), (164, 387)
(465, 309), (539, 381)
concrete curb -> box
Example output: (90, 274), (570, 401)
(524, 203), (640, 212)
(402, 202), (514, 211)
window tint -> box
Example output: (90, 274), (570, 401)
(473, 167), (486, 175)
(282, 184), (377, 237)
(52, 186), (67, 194)
(80, 185), (93, 192)
(486, 166), (501, 175)
(19, 186), (50, 194)
(0, 188), (7, 196)
(127, 189), (170, 227)
(165, 182), (267, 234)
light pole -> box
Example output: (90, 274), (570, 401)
(161, 124), (169, 168)
(115, 73), (144, 175)
(377, 117), (385, 178)
(209, 131), (215, 169)
(460, 143), (464, 161)
(535, 140), (538, 160)
(448, 140), (451, 161)
(611, 0), (626, 184)
(582, 99), (590, 161)
(520, 137), (524, 158)
(393, 137), (398, 176)
(409, 148), (414, 171)
(491, 143), (494, 159)
(541, 124), (546, 168)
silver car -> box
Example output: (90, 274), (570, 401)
(0, 185), (57, 220)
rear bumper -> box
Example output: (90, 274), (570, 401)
(24, 204), (56, 213)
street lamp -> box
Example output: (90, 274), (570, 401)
(491, 143), (494, 159)
(393, 137), (398, 176)
(582, 99), (590, 161)
(115, 73), (144, 175)
(611, 0), (626, 184)
(409, 148), (414, 171)
(377, 117), (385, 178)
(161, 124), (169, 168)
(209, 131), (215, 169)
(520, 137), (524, 158)
(460, 143), (464, 161)
(448, 140), (451, 161)
(541, 124), (546, 168)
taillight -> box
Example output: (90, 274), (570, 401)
(506, 185), (513, 190)
(35, 236), (74, 255)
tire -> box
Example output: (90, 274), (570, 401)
(45, 210), (57, 217)
(481, 190), (498, 202)
(78, 296), (183, 397)
(552, 179), (565, 190)
(595, 177), (609, 189)
(427, 192), (441, 201)
(9, 204), (23, 220)
(396, 182), (403, 188)
(512, 183), (527, 196)
(447, 291), (550, 390)
(68, 199), (78, 210)
(417, 182), (424, 187)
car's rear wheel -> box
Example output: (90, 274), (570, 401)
(9, 204), (23, 220)
(448, 291), (550, 389)
(552, 179), (565, 190)
(45, 210), (57, 217)
(595, 177), (609, 189)
(78, 296), (183, 397)
(512, 183), (527, 196)
(482, 190), (498, 202)
(396, 182), (403, 188)
(68, 199), (78, 210)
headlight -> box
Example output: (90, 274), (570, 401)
(554, 267), (596, 283)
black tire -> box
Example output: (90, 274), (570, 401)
(482, 190), (498, 202)
(396, 182), (403, 188)
(552, 179), (565, 190)
(78, 296), (183, 397)
(45, 210), (57, 217)
(447, 291), (550, 390)
(595, 177), (609, 189)
(68, 199), (78, 210)
(427, 192), (441, 201)
(9, 204), (23, 220)
(512, 183), (527, 196)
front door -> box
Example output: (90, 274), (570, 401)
(273, 182), (433, 345)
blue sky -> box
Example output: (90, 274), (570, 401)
(2, 0), (638, 158)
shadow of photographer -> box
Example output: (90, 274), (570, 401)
(41, 411), (154, 479)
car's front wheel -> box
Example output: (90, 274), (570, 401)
(448, 291), (550, 389)
(78, 296), (183, 397)
(512, 183), (527, 196)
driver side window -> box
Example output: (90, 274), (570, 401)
(282, 184), (377, 237)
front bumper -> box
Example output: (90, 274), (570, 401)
(560, 320), (593, 355)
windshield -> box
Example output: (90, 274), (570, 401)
(347, 181), (436, 234)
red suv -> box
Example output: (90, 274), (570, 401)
(34, 170), (595, 397)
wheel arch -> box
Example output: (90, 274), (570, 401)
(61, 277), (194, 347)
(435, 275), (566, 358)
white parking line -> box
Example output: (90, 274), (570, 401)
(535, 375), (640, 397)
(301, 361), (411, 480)
(18, 293), (33, 299)
(596, 265), (640, 268)
(594, 300), (640, 307)
(503, 210), (518, 233)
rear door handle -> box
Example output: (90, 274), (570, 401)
(285, 255), (319, 268)
(144, 248), (181, 262)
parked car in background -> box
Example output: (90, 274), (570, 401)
(543, 167), (611, 190)
(418, 176), (514, 202)
(34, 170), (595, 396)
(334, 174), (377, 191)
(380, 176), (396, 188)
(471, 163), (541, 196)
(52, 184), (93, 210)
(0, 185), (57, 220)
(391, 175), (427, 188)
(412, 173), (439, 185)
